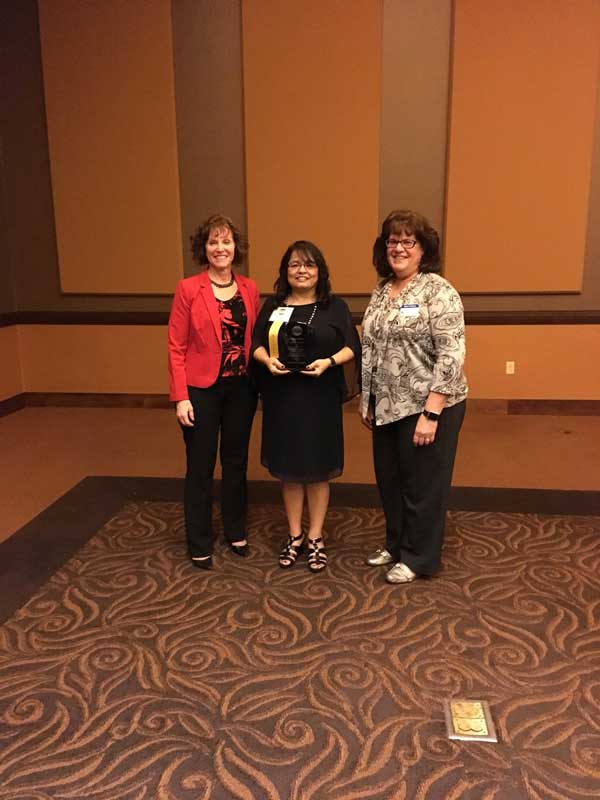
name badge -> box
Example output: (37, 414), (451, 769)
(269, 306), (293, 323)
(400, 304), (420, 317)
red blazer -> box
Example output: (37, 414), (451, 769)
(168, 271), (260, 401)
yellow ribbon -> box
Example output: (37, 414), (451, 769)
(268, 321), (283, 360)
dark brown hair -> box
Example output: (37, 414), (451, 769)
(190, 213), (248, 266)
(372, 210), (441, 280)
(274, 241), (332, 305)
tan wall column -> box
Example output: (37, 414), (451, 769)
(445, 0), (600, 293)
(242, 0), (382, 292)
(38, 0), (183, 294)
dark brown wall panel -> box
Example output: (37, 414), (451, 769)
(0, 0), (58, 313)
(0, 143), (16, 314)
(171, 0), (247, 278)
(379, 0), (452, 236)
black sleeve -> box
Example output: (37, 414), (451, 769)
(332, 296), (361, 360)
(251, 295), (277, 355)
(329, 296), (361, 401)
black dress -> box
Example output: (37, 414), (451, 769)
(252, 296), (361, 483)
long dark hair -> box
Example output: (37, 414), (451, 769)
(274, 240), (332, 305)
(372, 209), (441, 280)
(190, 213), (248, 267)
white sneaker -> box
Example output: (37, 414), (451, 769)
(386, 562), (417, 584)
(366, 548), (394, 566)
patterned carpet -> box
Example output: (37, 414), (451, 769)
(0, 502), (599, 800)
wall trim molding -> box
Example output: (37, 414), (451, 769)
(2, 308), (600, 328)
(0, 393), (171, 416)
(0, 393), (26, 417)
(460, 309), (600, 326)
(0, 311), (169, 326)
(2, 392), (599, 419)
(507, 399), (600, 416)
(0, 312), (19, 328)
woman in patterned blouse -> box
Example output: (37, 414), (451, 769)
(360, 210), (468, 583)
(168, 215), (260, 569)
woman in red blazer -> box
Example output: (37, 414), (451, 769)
(168, 214), (260, 569)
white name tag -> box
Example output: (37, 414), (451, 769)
(400, 304), (420, 317)
(269, 306), (293, 323)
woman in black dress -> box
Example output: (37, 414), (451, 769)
(252, 241), (360, 572)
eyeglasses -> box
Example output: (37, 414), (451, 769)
(386, 238), (418, 250)
(288, 261), (318, 271)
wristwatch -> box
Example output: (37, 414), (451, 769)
(329, 356), (337, 367)
(422, 409), (440, 421)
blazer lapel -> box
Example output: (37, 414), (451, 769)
(198, 271), (221, 342)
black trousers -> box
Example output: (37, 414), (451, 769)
(372, 400), (466, 576)
(182, 377), (257, 557)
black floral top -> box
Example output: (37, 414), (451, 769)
(218, 291), (247, 377)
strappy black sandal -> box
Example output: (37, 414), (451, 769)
(279, 532), (304, 568)
(307, 538), (327, 573)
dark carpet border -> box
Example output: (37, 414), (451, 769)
(1, 476), (598, 624)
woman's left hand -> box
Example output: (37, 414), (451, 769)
(413, 415), (438, 446)
(301, 359), (330, 377)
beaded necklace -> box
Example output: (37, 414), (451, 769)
(209, 274), (235, 288)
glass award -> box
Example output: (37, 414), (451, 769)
(280, 320), (313, 370)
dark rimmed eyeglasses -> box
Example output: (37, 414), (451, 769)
(386, 238), (417, 250)
(288, 261), (318, 271)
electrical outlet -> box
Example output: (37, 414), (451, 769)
(505, 361), (515, 375)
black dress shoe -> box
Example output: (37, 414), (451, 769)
(190, 555), (213, 570)
(229, 542), (249, 557)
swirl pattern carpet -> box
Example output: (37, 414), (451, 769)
(0, 502), (599, 799)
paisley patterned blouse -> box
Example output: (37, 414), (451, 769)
(360, 272), (468, 426)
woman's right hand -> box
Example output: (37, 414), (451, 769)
(176, 400), (195, 426)
(359, 406), (373, 431)
(265, 356), (290, 376)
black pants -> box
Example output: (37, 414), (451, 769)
(182, 377), (257, 557)
(372, 400), (466, 576)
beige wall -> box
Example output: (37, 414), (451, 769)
(37, 0), (183, 294)
(0, 327), (23, 401)
(445, 0), (600, 294)
(467, 325), (600, 399)
(8, 323), (599, 401)
(242, 0), (381, 293)
(18, 326), (167, 394)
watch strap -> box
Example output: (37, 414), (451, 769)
(422, 409), (440, 421)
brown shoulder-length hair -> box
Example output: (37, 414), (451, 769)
(372, 210), (441, 280)
(190, 213), (249, 267)
(273, 240), (332, 305)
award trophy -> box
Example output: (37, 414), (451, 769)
(280, 320), (313, 370)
